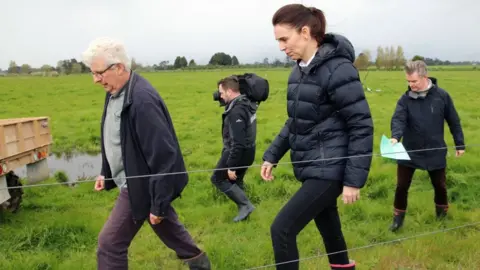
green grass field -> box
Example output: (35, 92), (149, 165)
(1, 69), (479, 269)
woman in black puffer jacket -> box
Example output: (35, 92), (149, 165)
(260, 4), (374, 270)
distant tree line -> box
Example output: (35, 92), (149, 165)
(353, 45), (477, 71)
(2, 51), (298, 76)
(2, 49), (478, 76)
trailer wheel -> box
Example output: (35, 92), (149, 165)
(5, 171), (23, 213)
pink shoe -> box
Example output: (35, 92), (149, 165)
(330, 259), (355, 270)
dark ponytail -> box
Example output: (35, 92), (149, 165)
(272, 4), (327, 45)
(308, 7), (326, 44)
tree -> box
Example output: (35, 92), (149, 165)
(188, 59), (196, 66)
(395, 46), (406, 69)
(57, 60), (66, 74)
(412, 55), (425, 61)
(272, 58), (283, 67)
(231, 56), (239, 65)
(362, 49), (371, 64)
(7, 60), (18, 73)
(180, 57), (188, 67)
(386, 46), (396, 70)
(354, 52), (369, 70)
(20, 64), (31, 74)
(173, 56), (182, 69)
(71, 63), (82, 74)
(375, 46), (384, 70)
(40, 65), (53, 72)
(173, 56), (188, 68)
(208, 52), (232, 65)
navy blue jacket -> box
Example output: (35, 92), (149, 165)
(263, 33), (374, 188)
(390, 77), (465, 170)
(100, 72), (188, 221)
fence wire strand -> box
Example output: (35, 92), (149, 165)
(245, 221), (480, 269)
(0, 143), (473, 190)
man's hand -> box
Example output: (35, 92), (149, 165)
(342, 186), (360, 204)
(390, 138), (398, 145)
(260, 161), (274, 181)
(456, 150), (465, 157)
(94, 175), (105, 191)
(227, 169), (237, 180)
(149, 213), (164, 225)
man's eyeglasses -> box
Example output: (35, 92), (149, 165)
(91, 63), (116, 77)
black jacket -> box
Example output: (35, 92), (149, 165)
(100, 72), (188, 221)
(391, 77), (465, 170)
(222, 94), (257, 169)
(262, 33), (374, 188)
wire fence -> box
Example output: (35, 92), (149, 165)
(0, 143), (474, 191)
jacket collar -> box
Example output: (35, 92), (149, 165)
(224, 94), (245, 114)
(120, 71), (137, 109)
(406, 77), (438, 100)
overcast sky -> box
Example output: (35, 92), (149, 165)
(1, 0), (478, 69)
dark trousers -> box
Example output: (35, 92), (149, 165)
(394, 164), (448, 211)
(270, 179), (350, 270)
(211, 148), (253, 192)
(97, 188), (203, 270)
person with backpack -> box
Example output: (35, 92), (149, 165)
(260, 4), (374, 270)
(210, 75), (258, 222)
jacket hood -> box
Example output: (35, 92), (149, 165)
(224, 94), (258, 114)
(301, 33), (356, 73)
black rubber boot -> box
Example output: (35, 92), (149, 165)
(224, 184), (255, 222)
(330, 260), (356, 269)
(185, 252), (211, 270)
(236, 181), (245, 191)
(436, 204), (448, 219)
(389, 210), (406, 232)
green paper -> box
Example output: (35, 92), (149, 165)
(380, 135), (411, 160)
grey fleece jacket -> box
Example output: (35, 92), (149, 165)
(103, 86), (127, 189)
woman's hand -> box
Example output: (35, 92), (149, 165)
(260, 161), (274, 181)
(342, 186), (360, 204)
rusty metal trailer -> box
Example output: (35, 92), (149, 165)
(0, 117), (52, 213)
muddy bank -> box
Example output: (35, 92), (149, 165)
(13, 153), (102, 182)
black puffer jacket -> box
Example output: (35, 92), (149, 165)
(262, 33), (374, 188)
(391, 77), (465, 171)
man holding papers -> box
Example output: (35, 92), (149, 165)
(388, 60), (465, 232)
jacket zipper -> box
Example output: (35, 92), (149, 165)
(292, 72), (305, 145)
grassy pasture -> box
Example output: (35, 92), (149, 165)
(0, 69), (479, 269)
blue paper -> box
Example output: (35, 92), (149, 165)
(380, 135), (411, 160)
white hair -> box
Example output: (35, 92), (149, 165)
(81, 37), (131, 70)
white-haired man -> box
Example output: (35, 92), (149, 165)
(82, 37), (211, 270)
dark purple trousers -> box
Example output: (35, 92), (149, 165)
(96, 188), (203, 270)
